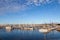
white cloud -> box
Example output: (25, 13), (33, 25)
(0, 0), (59, 14)
(25, 0), (53, 6)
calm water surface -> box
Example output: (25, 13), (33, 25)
(0, 29), (60, 40)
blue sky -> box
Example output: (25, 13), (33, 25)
(0, 0), (60, 24)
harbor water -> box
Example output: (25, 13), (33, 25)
(0, 29), (60, 40)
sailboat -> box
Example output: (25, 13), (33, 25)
(39, 28), (51, 33)
(39, 24), (52, 33)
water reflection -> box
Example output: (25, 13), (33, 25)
(56, 30), (60, 32)
(0, 29), (60, 40)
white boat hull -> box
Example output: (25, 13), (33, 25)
(39, 29), (51, 33)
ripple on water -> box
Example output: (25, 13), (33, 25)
(0, 29), (60, 40)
